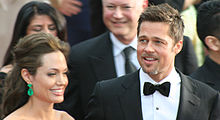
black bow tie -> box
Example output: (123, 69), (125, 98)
(143, 82), (170, 97)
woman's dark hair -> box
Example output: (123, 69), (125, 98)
(1, 32), (70, 118)
(3, 1), (67, 66)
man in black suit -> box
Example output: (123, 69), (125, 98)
(59, 0), (147, 119)
(191, 0), (220, 91)
(58, 0), (198, 119)
(85, 3), (220, 120)
(89, 0), (198, 75)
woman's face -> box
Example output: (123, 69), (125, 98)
(26, 15), (57, 36)
(30, 51), (68, 103)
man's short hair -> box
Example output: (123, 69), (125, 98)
(197, 0), (220, 49)
(137, 3), (184, 44)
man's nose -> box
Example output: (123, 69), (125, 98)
(113, 7), (123, 19)
(144, 42), (155, 53)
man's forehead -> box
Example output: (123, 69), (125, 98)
(102, 0), (138, 4)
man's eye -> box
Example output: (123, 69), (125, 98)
(140, 39), (147, 43)
(123, 6), (131, 9)
(107, 5), (115, 9)
(155, 40), (165, 44)
(155, 41), (162, 43)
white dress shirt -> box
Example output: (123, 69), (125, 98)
(110, 32), (140, 77)
(139, 68), (181, 120)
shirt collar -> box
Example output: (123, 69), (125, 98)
(140, 67), (180, 83)
(110, 32), (137, 57)
(140, 67), (181, 96)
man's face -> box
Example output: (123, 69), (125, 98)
(137, 21), (182, 81)
(102, 0), (145, 40)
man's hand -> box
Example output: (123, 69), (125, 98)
(51, 0), (83, 16)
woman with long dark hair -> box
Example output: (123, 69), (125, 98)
(1, 1), (67, 72)
(1, 32), (73, 120)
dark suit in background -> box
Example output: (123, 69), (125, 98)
(191, 56), (220, 91)
(85, 70), (220, 120)
(66, 0), (92, 46)
(190, 0), (220, 91)
(175, 36), (198, 75)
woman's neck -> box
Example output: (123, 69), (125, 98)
(21, 98), (56, 120)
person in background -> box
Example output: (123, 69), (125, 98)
(0, 1), (67, 76)
(51, 0), (92, 46)
(1, 32), (73, 120)
(191, 0), (220, 91)
(89, 0), (198, 75)
(180, 0), (204, 66)
(57, 0), (147, 119)
(50, 0), (82, 16)
(85, 3), (220, 120)
(0, 0), (70, 67)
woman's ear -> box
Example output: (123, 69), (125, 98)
(21, 68), (33, 84)
(205, 36), (220, 51)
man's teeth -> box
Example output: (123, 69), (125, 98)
(145, 58), (154, 60)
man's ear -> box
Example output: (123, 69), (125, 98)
(21, 68), (33, 84)
(174, 40), (183, 54)
(205, 36), (220, 51)
(143, 0), (148, 8)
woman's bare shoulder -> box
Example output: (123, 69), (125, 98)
(57, 110), (75, 120)
(3, 113), (24, 120)
(2, 107), (27, 120)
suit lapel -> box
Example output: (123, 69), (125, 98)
(118, 71), (143, 120)
(114, 70), (201, 120)
(176, 72), (200, 120)
(89, 32), (117, 80)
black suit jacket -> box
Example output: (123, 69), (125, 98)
(85, 70), (220, 120)
(191, 56), (220, 91)
(56, 32), (198, 119)
(175, 36), (198, 75)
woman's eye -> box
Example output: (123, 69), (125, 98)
(32, 28), (41, 32)
(49, 25), (57, 31)
(63, 71), (69, 75)
(47, 73), (56, 76)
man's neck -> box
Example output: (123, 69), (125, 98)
(113, 33), (136, 45)
(209, 51), (220, 64)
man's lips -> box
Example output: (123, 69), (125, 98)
(142, 54), (158, 64)
(143, 57), (158, 64)
(112, 21), (127, 26)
